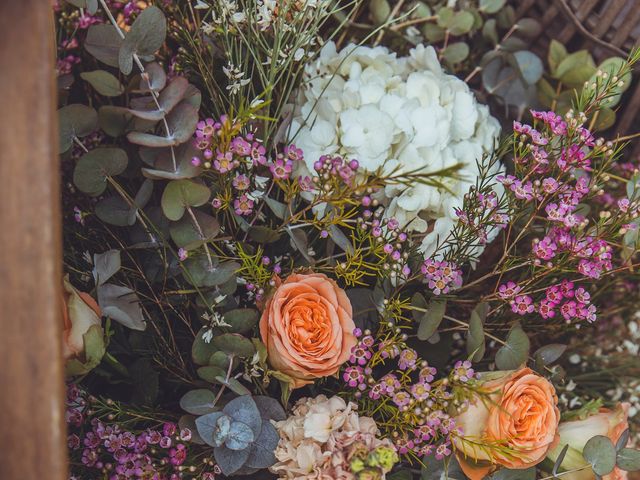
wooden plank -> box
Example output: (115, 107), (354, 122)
(0, 2), (67, 480)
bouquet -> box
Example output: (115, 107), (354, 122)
(56, 1), (640, 479)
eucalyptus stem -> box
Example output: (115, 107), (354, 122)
(98, 0), (178, 172)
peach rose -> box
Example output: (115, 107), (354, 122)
(452, 368), (560, 479)
(546, 403), (630, 480)
(62, 275), (102, 360)
(259, 273), (356, 388)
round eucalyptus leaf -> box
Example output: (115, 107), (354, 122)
(159, 77), (190, 113)
(209, 351), (231, 369)
(170, 210), (220, 249)
(85, 24), (123, 68)
(183, 258), (239, 288)
(583, 435), (617, 476)
(95, 195), (132, 226)
(81, 70), (124, 97)
(58, 104), (98, 153)
(192, 327), (219, 366)
(196, 411), (228, 447)
(617, 448), (640, 471)
(223, 395), (262, 436)
(99, 106), (133, 137)
(244, 421), (278, 468)
(480, 0), (506, 14)
(534, 344), (567, 365)
(495, 324), (530, 370)
(513, 50), (543, 85)
(214, 444), (250, 476)
(515, 17), (541, 37)
(224, 309), (259, 334)
(167, 102), (199, 144)
(212, 334), (256, 358)
(225, 421), (255, 451)
(449, 11), (474, 35)
(118, 6), (167, 74)
(138, 62), (167, 92)
(179, 389), (217, 416)
(442, 42), (470, 64)
(417, 299), (446, 341)
(73, 148), (128, 196)
(161, 180), (211, 221)
(197, 366), (227, 383)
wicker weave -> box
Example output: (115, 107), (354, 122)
(514, 0), (640, 157)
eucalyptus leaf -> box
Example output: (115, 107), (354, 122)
(487, 467), (535, 479)
(81, 70), (124, 97)
(442, 42), (469, 64)
(265, 197), (287, 219)
(197, 366), (227, 383)
(250, 226), (282, 244)
(215, 377), (251, 396)
(192, 327), (218, 365)
(534, 344), (567, 365)
(97, 283), (146, 331)
(127, 179), (154, 225)
(224, 309), (259, 334)
(167, 102), (199, 144)
(183, 258), (239, 288)
(138, 62), (167, 92)
(515, 18), (541, 37)
(495, 324), (530, 370)
(211, 334), (256, 358)
(58, 104), (98, 153)
(328, 224), (354, 255)
(225, 421), (254, 451)
(161, 180), (211, 221)
(118, 6), (167, 74)
(448, 11), (474, 35)
(159, 77), (190, 112)
(214, 444), (250, 476)
(417, 300), (446, 341)
(73, 148), (128, 196)
(244, 421), (279, 469)
(583, 435), (617, 476)
(95, 195), (132, 226)
(170, 210), (220, 249)
(85, 24), (123, 68)
(617, 448), (640, 471)
(196, 411), (227, 446)
(466, 306), (486, 362)
(553, 444), (569, 476)
(548, 39), (568, 75)
(479, 0), (506, 14)
(92, 249), (121, 286)
(513, 50), (543, 85)
(99, 106), (133, 137)
(555, 50), (596, 87)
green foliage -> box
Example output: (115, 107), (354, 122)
(73, 148), (128, 196)
(193, 396), (285, 476)
(58, 104), (98, 153)
(583, 435), (617, 476)
(494, 324), (530, 370)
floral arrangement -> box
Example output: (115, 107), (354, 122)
(56, 1), (640, 479)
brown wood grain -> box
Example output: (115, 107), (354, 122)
(0, 2), (67, 480)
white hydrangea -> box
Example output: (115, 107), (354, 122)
(287, 42), (502, 258)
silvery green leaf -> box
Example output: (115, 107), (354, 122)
(195, 411), (227, 446)
(97, 283), (146, 330)
(85, 24), (123, 68)
(225, 421), (255, 451)
(58, 104), (98, 153)
(328, 224), (354, 255)
(253, 396), (286, 422)
(223, 396), (262, 436)
(118, 6), (166, 74)
(583, 435), (617, 476)
(617, 448), (640, 471)
(180, 388), (216, 415)
(495, 324), (530, 370)
(81, 70), (124, 97)
(95, 195), (131, 226)
(92, 249), (121, 286)
(244, 421), (279, 468)
(214, 444), (250, 476)
(73, 148), (128, 196)
(513, 51), (543, 85)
